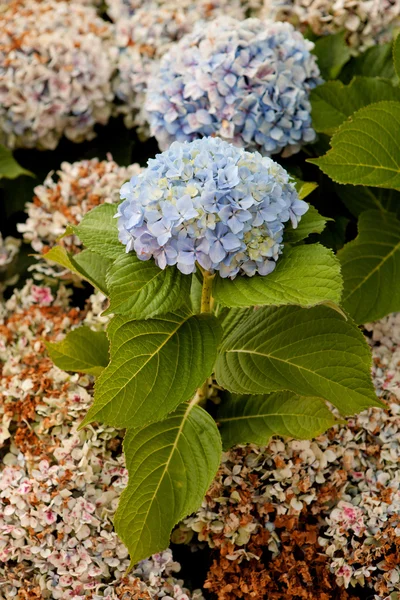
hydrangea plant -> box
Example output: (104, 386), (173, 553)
(146, 17), (322, 155)
(43, 136), (382, 567)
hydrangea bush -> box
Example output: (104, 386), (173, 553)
(146, 17), (321, 155)
(111, 2), (246, 131)
(261, 0), (400, 51)
(0, 0), (115, 149)
(105, 0), (246, 22)
(3, 1), (400, 596)
(41, 135), (384, 568)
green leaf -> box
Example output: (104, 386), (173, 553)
(283, 205), (328, 244)
(394, 33), (400, 80)
(0, 144), (33, 180)
(81, 310), (222, 428)
(218, 392), (337, 449)
(317, 215), (349, 253)
(114, 402), (221, 566)
(340, 42), (397, 84)
(339, 209), (400, 323)
(313, 31), (351, 80)
(292, 177), (318, 200)
(336, 184), (400, 218)
(73, 250), (112, 295)
(309, 101), (400, 189)
(189, 273), (203, 313)
(213, 244), (342, 309)
(105, 253), (191, 318)
(43, 246), (112, 294)
(217, 307), (254, 340)
(215, 304), (381, 416)
(311, 77), (400, 135)
(46, 326), (109, 377)
(72, 204), (124, 260)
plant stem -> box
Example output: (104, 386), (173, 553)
(200, 270), (215, 313)
(194, 270), (215, 407)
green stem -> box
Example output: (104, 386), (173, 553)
(194, 270), (215, 407)
(200, 270), (215, 313)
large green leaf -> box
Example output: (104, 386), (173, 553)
(46, 326), (109, 377)
(312, 31), (351, 80)
(215, 304), (380, 416)
(217, 307), (254, 340)
(339, 210), (400, 323)
(0, 144), (33, 180)
(283, 205), (328, 244)
(213, 244), (342, 309)
(72, 204), (124, 259)
(81, 310), (221, 428)
(114, 402), (221, 565)
(105, 253), (191, 318)
(43, 246), (112, 294)
(336, 184), (400, 218)
(218, 392), (337, 449)
(311, 77), (400, 135)
(340, 42), (397, 84)
(310, 101), (400, 189)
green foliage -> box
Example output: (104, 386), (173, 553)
(105, 254), (191, 318)
(310, 101), (400, 189)
(292, 177), (318, 200)
(189, 274), (203, 313)
(283, 205), (328, 243)
(72, 204), (123, 259)
(43, 246), (112, 294)
(114, 402), (221, 566)
(0, 144), (33, 180)
(394, 33), (400, 80)
(339, 210), (400, 323)
(39, 54), (400, 564)
(81, 310), (221, 429)
(217, 307), (253, 340)
(215, 304), (381, 416)
(312, 31), (351, 80)
(296, 181), (318, 200)
(336, 185), (400, 218)
(311, 77), (400, 135)
(213, 244), (342, 309)
(340, 42), (397, 84)
(218, 392), (338, 449)
(46, 327), (109, 377)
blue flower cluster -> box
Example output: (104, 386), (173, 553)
(146, 17), (322, 156)
(116, 137), (308, 278)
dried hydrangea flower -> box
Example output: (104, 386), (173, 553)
(105, 0), (245, 22)
(261, 0), (400, 52)
(18, 156), (140, 255)
(111, 1), (246, 133)
(116, 137), (308, 278)
(146, 17), (321, 156)
(0, 280), (204, 599)
(0, 0), (116, 150)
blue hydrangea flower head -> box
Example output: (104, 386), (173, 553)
(145, 17), (322, 156)
(116, 137), (308, 279)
